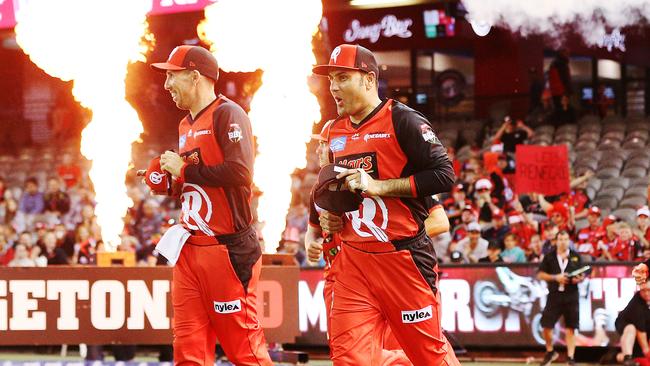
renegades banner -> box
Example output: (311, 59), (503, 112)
(515, 145), (570, 196)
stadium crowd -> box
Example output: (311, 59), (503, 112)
(1, 108), (648, 269)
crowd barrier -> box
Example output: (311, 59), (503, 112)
(0, 262), (636, 348)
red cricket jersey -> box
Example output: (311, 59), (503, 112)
(177, 96), (255, 237)
(323, 99), (454, 243)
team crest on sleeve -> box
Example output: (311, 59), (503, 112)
(330, 136), (347, 153)
(420, 124), (441, 145)
(228, 123), (243, 143)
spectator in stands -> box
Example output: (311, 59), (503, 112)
(527, 234), (543, 262)
(444, 183), (469, 228)
(548, 48), (572, 111)
(552, 95), (577, 127)
(8, 243), (36, 267)
(576, 206), (607, 260)
(519, 192), (552, 221)
(566, 171), (594, 220)
(42, 230), (68, 265)
(74, 225), (97, 264)
(18, 177), (44, 216)
(0, 232), (11, 265)
(614, 281), (650, 366)
(607, 223), (644, 262)
(475, 178), (501, 223)
(502, 232), (527, 263)
(634, 206), (650, 247)
(452, 222), (488, 264)
(57, 153), (82, 189)
(492, 116), (534, 174)
(485, 154), (513, 208)
(541, 222), (560, 256)
(479, 241), (503, 263)
(451, 206), (476, 243)
(546, 202), (574, 236)
(44, 177), (71, 217)
(3, 196), (18, 226)
(508, 210), (538, 250)
(482, 208), (509, 247)
(134, 199), (162, 248)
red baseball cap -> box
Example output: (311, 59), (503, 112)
(587, 206), (601, 216)
(144, 157), (172, 195)
(313, 44), (379, 76)
(151, 45), (219, 81)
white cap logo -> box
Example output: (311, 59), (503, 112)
(149, 171), (164, 185)
(331, 46), (341, 63)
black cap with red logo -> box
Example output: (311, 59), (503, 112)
(151, 45), (219, 81)
(313, 44), (379, 76)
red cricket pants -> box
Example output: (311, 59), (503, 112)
(329, 239), (460, 366)
(172, 234), (272, 366)
(324, 252), (414, 366)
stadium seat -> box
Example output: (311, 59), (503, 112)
(626, 156), (650, 170)
(624, 186), (649, 198)
(622, 167), (648, 179)
(602, 177), (630, 190)
(597, 187), (625, 201)
(598, 157), (624, 170)
(611, 208), (637, 223)
(619, 196), (647, 209)
(592, 196), (619, 210)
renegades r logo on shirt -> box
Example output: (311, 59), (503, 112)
(228, 123), (243, 142)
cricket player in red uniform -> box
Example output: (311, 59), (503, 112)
(312, 44), (460, 366)
(150, 45), (272, 366)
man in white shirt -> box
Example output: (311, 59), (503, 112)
(453, 222), (488, 263)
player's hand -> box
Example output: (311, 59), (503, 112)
(571, 273), (585, 284)
(319, 211), (343, 234)
(633, 263), (649, 285)
(306, 238), (324, 264)
(556, 273), (569, 285)
(337, 168), (379, 196)
(160, 151), (185, 178)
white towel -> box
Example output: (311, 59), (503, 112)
(155, 224), (191, 266)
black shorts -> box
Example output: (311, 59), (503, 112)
(541, 293), (579, 329)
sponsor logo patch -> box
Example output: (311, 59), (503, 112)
(335, 152), (378, 179)
(351, 133), (360, 140)
(228, 123), (243, 143)
(401, 305), (433, 324)
(364, 132), (391, 142)
(195, 129), (212, 137)
(179, 134), (187, 149)
(330, 136), (347, 152)
(214, 299), (242, 314)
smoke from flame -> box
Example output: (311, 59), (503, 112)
(461, 0), (650, 46)
(198, 0), (323, 251)
(15, 0), (152, 250)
